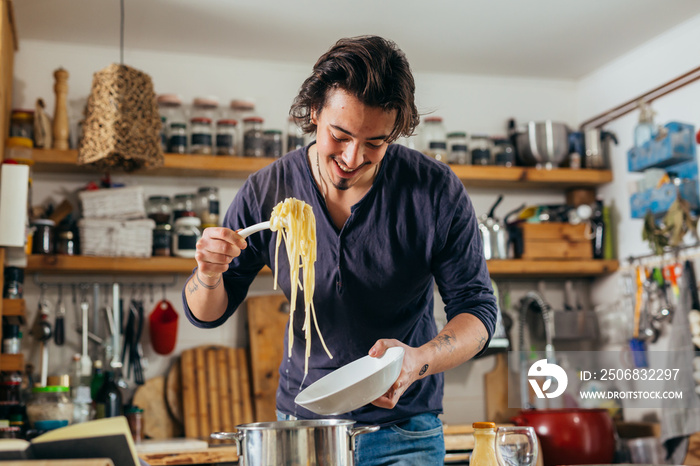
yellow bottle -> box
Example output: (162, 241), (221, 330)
(470, 421), (498, 466)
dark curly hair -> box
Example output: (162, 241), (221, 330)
(290, 35), (419, 143)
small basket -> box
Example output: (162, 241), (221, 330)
(79, 186), (146, 220)
(78, 218), (155, 257)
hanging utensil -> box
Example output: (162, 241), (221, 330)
(30, 286), (53, 386)
(54, 285), (65, 346)
(80, 293), (93, 379)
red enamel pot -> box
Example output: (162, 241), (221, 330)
(511, 409), (615, 466)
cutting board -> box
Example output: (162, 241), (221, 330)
(484, 352), (519, 423)
(246, 294), (290, 422)
(165, 359), (183, 425)
(132, 376), (182, 439)
(180, 345), (254, 439)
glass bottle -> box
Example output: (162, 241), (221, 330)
(287, 116), (305, 152)
(422, 117), (448, 162)
(71, 354), (92, 424)
(196, 187), (220, 228)
(215, 119), (237, 156)
(470, 422), (498, 466)
(189, 117), (213, 154)
(634, 101), (656, 149)
(94, 370), (122, 419)
(243, 117), (265, 157)
(447, 132), (469, 165)
(90, 360), (105, 402)
(263, 129), (283, 158)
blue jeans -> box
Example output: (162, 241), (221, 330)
(276, 411), (445, 465)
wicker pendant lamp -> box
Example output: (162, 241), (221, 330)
(78, 0), (163, 172)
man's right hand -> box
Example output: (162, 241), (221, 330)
(194, 227), (248, 285)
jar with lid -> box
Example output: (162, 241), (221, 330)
(173, 216), (202, 258)
(492, 137), (515, 167)
(55, 227), (76, 256)
(471, 134), (492, 165)
(168, 122), (188, 154)
(0, 372), (22, 405)
(287, 116), (305, 152)
(243, 117), (265, 157)
(5, 136), (34, 163)
(152, 224), (172, 257)
(215, 119), (237, 156)
(422, 117), (448, 162)
(10, 109), (34, 141)
(125, 405), (144, 442)
(172, 193), (196, 221)
(196, 187), (220, 228)
(230, 100), (256, 156)
(264, 129), (283, 158)
(146, 195), (171, 225)
(157, 94), (185, 152)
(470, 422), (498, 466)
(3, 266), (23, 299)
(26, 386), (73, 428)
(189, 117), (213, 154)
(31, 219), (55, 255)
(192, 96), (220, 122)
(2, 324), (21, 354)
(447, 132), (469, 165)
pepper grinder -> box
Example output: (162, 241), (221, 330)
(52, 67), (70, 150)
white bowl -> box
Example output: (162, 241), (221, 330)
(295, 347), (405, 415)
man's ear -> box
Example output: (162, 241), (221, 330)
(310, 108), (318, 125)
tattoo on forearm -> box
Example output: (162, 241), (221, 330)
(187, 279), (199, 295)
(429, 329), (456, 353)
(476, 333), (487, 352)
(419, 364), (429, 376)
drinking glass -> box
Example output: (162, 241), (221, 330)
(495, 426), (538, 466)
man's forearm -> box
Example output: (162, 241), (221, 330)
(184, 270), (229, 322)
(416, 313), (489, 378)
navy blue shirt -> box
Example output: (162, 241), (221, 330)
(184, 143), (497, 425)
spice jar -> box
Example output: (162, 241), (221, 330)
(172, 216), (201, 258)
(243, 117), (265, 157)
(10, 109), (34, 141)
(31, 219), (55, 255)
(196, 187), (220, 228)
(493, 137), (515, 167)
(216, 119), (237, 156)
(55, 229), (76, 256)
(0, 372), (22, 405)
(192, 96), (219, 121)
(189, 117), (213, 154)
(471, 134), (492, 165)
(26, 386), (73, 427)
(3, 266), (23, 299)
(157, 94), (185, 143)
(125, 405), (144, 442)
(2, 325), (21, 354)
(287, 116), (305, 152)
(422, 117), (448, 162)
(152, 224), (172, 257)
(447, 132), (469, 165)
(168, 123), (188, 154)
(230, 100), (256, 156)
(263, 129), (283, 158)
(146, 195), (172, 225)
(172, 193), (196, 221)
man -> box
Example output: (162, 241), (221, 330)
(184, 35), (497, 465)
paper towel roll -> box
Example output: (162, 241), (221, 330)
(0, 164), (29, 247)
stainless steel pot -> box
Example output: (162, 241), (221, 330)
(515, 121), (570, 169)
(211, 419), (379, 466)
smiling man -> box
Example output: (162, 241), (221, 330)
(184, 35), (497, 465)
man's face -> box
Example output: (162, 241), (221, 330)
(312, 89), (397, 191)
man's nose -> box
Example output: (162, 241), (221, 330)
(340, 141), (363, 169)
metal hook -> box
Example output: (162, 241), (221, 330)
(161, 284), (167, 301)
(149, 283), (154, 304)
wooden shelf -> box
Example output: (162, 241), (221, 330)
(0, 353), (24, 372)
(30, 149), (612, 188)
(2, 299), (25, 325)
(25, 254), (616, 278)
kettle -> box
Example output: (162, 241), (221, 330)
(479, 195), (508, 260)
(583, 128), (618, 169)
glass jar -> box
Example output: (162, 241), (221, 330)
(422, 117), (448, 162)
(230, 100), (256, 156)
(55, 229), (76, 255)
(243, 117), (265, 157)
(125, 405), (144, 442)
(146, 195), (171, 225)
(216, 119), (237, 156)
(263, 129), (283, 158)
(447, 132), (469, 165)
(168, 123), (188, 154)
(0, 372), (22, 405)
(471, 134), (492, 165)
(26, 386), (73, 427)
(31, 219), (55, 255)
(10, 109), (34, 141)
(2, 323), (20, 354)
(196, 187), (220, 228)
(287, 116), (305, 152)
(172, 194), (196, 221)
(189, 117), (213, 155)
(192, 96), (220, 122)
(493, 137), (515, 167)
(152, 224), (172, 257)
(172, 216), (201, 258)
(3, 266), (23, 299)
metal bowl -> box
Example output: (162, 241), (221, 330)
(515, 121), (570, 168)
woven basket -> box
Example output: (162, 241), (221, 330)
(78, 186), (146, 220)
(78, 63), (163, 172)
(78, 218), (155, 258)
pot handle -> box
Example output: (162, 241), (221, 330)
(349, 425), (380, 439)
(211, 431), (244, 455)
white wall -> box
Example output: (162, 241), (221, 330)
(13, 38), (594, 425)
